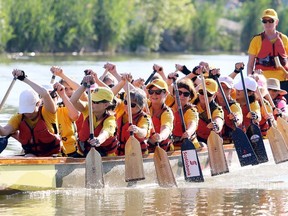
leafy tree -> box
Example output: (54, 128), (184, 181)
(0, 0), (13, 52)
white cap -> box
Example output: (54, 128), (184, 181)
(218, 76), (234, 88)
(19, 89), (40, 114)
(234, 77), (257, 91)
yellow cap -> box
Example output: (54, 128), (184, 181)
(262, 8), (278, 20)
(146, 78), (168, 91)
(198, 78), (218, 94)
(91, 87), (114, 102)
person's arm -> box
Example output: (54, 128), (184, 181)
(54, 82), (80, 121)
(0, 124), (14, 136)
(229, 62), (245, 79)
(13, 69), (57, 114)
(247, 54), (256, 76)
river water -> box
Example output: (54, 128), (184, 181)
(1, 53), (288, 216)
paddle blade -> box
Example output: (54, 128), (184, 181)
(0, 135), (9, 153)
(85, 148), (104, 189)
(232, 127), (259, 166)
(246, 123), (268, 163)
(207, 131), (229, 176)
(267, 126), (288, 164)
(277, 117), (288, 149)
(181, 138), (204, 182)
(125, 136), (145, 182)
(153, 146), (177, 187)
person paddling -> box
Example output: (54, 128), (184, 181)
(71, 74), (118, 157)
(0, 69), (61, 157)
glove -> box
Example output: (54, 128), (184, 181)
(250, 112), (258, 120)
(212, 122), (220, 132)
(17, 70), (27, 81)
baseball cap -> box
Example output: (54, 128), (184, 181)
(91, 87), (114, 102)
(262, 9), (278, 20)
(19, 89), (40, 114)
(146, 78), (168, 91)
(234, 77), (257, 91)
(219, 76), (234, 89)
(197, 78), (218, 94)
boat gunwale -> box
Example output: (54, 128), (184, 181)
(0, 144), (235, 165)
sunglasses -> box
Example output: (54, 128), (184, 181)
(92, 100), (107, 104)
(198, 90), (213, 97)
(148, 89), (165, 95)
(108, 84), (114, 88)
(262, 19), (274, 24)
(124, 100), (137, 108)
(178, 90), (190, 97)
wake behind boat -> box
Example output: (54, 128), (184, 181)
(0, 139), (276, 195)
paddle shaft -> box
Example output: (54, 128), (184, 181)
(0, 77), (17, 111)
(214, 77), (238, 128)
(173, 79), (187, 132)
(126, 82), (133, 136)
(144, 70), (157, 85)
(87, 84), (94, 139)
(200, 72), (212, 120)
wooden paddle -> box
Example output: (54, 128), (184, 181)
(125, 82), (145, 182)
(50, 74), (56, 84)
(274, 56), (288, 101)
(144, 70), (157, 85)
(266, 93), (288, 150)
(0, 77), (17, 111)
(200, 72), (229, 176)
(144, 102), (177, 187)
(214, 76), (259, 166)
(85, 82), (104, 189)
(172, 79), (204, 182)
(240, 70), (268, 163)
(257, 88), (288, 164)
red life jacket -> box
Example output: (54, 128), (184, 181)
(172, 104), (197, 148)
(255, 32), (288, 71)
(148, 105), (172, 152)
(220, 101), (236, 140)
(78, 112), (118, 156)
(116, 111), (148, 156)
(197, 101), (220, 141)
(18, 107), (61, 156)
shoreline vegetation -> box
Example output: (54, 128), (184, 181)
(0, 0), (287, 55)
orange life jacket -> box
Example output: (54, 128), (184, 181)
(78, 112), (118, 156)
(148, 105), (172, 152)
(18, 107), (61, 156)
(197, 101), (220, 141)
(116, 111), (148, 156)
(255, 32), (288, 71)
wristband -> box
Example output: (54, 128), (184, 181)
(17, 70), (27, 81)
(234, 69), (241, 74)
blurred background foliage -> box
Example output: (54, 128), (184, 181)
(0, 0), (287, 54)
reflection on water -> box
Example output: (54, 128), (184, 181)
(1, 188), (288, 215)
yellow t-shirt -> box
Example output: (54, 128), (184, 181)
(248, 33), (288, 81)
(196, 102), (224, 120)
(8, 106), (58, 134)
(183, 107), (199, 128)
(82, 105), (116, 137)
(57, 105), (77, 154)
(149, 105), (174, 131)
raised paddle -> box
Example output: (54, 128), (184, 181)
(85, 82), (104, 189)
(239, 70), (268, 163)
(125, 82), (145, 182)
(144, 102), (177, 187)
(257, 88), (288, 164)
(144, 70), (157, 85)
(172, 79), (204, 182)
(214, 76), (259, 166)
(200, 72), (229, 176)
(266, 93), (288, 150)
(0, 76), (17, 111)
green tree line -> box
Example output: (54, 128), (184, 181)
(0, 0), (287, 54)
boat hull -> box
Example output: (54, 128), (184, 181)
(0, 141), (273, 194)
